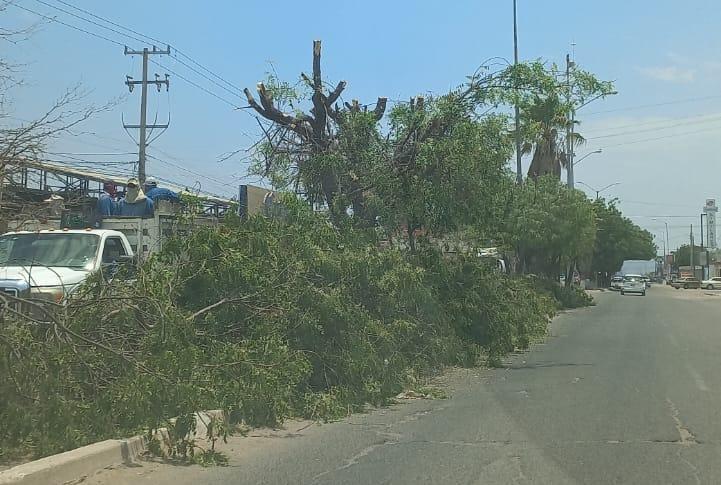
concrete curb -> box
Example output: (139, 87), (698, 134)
(0, 410), (224, 485)
(0, 435), (146, 485)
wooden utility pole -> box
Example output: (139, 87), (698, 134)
(124, 45), (170, 184)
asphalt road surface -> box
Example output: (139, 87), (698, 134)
(87, 285), (721, 485)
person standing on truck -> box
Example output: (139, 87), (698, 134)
(96, 182), (117, 218)
(117, 178), (154, 217)
(143, 177), (180, 203)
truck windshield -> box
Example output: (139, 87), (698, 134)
(0, 233), (100, 269)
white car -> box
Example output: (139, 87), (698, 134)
(701, 277), (721, 290)
(621, 274), (646, 296)
(610, 276), (624, 291)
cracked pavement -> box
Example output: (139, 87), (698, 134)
(84, 286), (721, 484)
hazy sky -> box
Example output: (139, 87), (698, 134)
(4, 0), (720, 251)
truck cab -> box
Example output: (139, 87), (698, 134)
(0, 229), (134, 302)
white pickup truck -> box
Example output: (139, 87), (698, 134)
(0, 229), (134, 303)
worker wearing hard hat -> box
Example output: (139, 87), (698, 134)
(117, 178), (154, 217)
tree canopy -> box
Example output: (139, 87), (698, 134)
(503, 176), (597, 277)
(590, 199), (657, 282)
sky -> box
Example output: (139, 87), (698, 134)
(3, 0), (721, 251)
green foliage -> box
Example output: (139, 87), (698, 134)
(482, 60), (614, 179)
(505, 176), (597, 277)
(591, 199), (657, 284)
(416, 246), (555, 365)
(0, 202), (557, 464)
(373, 95), (513, 248)
(533, 278), (595, 309)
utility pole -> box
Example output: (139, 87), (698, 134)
(700, 213), (707, 279)
(565, 53), (576, 188)
(513, 0), (523, 185)
(690, 224), (694, 279)
(124, 45), (170, 184)
(661, 234), (667, 279)
(700, 213), (704, 248)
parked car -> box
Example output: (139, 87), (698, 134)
(0, 229), (135, 306)
(671, 277), (701, 289)
(701, 277), (721, 290)
(621, 274), (646, 296)
(610, 276), (624, 291)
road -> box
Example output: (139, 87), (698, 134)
(86, 285), (721, 484)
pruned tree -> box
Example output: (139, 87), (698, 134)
(244, 40), (387, 224)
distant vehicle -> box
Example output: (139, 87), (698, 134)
(610, 276), (624, 291)
(671, 277), (701, 290)
(701, 277), (721, 290)
(621, 274), (646, 296)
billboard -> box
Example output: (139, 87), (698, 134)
(704, 199), (718, 249)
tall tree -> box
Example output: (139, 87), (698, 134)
(486, 61), (614, 181)
(373, 93), (514, 250)
(244, 41), (387, 225)
(505, 176), (597, 278)
(590, 199), (656, 285)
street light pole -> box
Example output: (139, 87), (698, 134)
(653, 218), (671, 279)
(566, 54), (574, 188)
(573, 149), (602, 167)
(513, 0), (523, 185)
(576, 181), (620, 200)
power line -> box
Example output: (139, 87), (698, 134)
(620, 200), (700, 209)
(52, 0), (165, 45)
(17, 1), (244, 111)
(171, 55), (243, 99)
(597, 125), (721, 149)
(585, 95), (721, 116)
(584, 112), (721, 135)
(52, 0), (242, 95)
(146, 153), (234, 188)
(586, 115), (721, 140)
(173, 49), (243, 95)
(150, 59), (241, 109)
(10, 3), (126, 46)
(43, 0), (244, 101)
(47, 151), (136, 156)
(31, 0), (146, 45)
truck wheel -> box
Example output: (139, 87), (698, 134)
(642, 291), (646, 296)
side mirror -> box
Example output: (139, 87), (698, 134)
(116, 254), (137, 265)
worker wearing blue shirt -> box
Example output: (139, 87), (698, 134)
(96, 181), (117, 218)
(144, 178), (180, 203)
(117, 178), (154, 217)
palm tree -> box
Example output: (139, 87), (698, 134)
(522, 95), (584, 180)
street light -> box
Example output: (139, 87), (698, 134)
(573, 149), (602, 167)
(567, 90), (618, 189)
(577, 91), (619, 110)
(656, 232), (667, 279)
(652, 218), (671, 280)
(576, 181), (620, 200)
